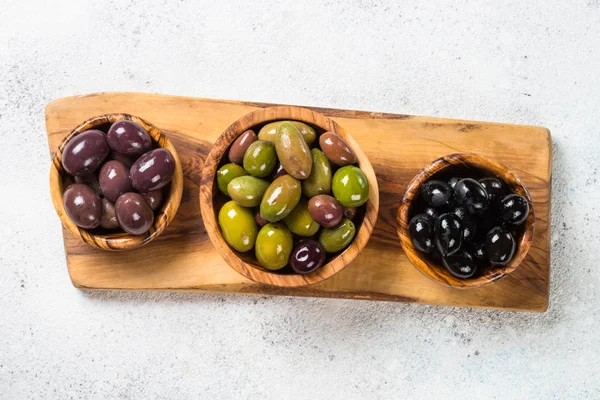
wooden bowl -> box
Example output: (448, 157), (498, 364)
(396, 153), (535, 288)
(200, 106), (379, 287)
(50, 113), (184, 251)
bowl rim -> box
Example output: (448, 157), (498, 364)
(49, 113), (184, 251)
(199, 105), (379, 287)
(396, 152), (535, 288)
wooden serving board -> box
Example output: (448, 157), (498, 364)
(45, 92), (552, 312)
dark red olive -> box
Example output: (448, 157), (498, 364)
(423, 206), (439, 221)
(409, 214), (435, 253)
(290, 239), (326, 274)
(63, 183), (102, 229)
(308, 194), (343, 228)
(434, 213), (463, 256)
(74, 173), (102, 196)
(229, 129), (257, 165)
(343, 206), (357, 220)
(130, 148), (176, 192)
(62, 130), (109, 176)
(99, 199), (119, 229)
(479, 178), (505, 203)
(99, 161), (133, 203)
(141, 189), (164, 211)
(107, 120), (152, 156)
(421, 180), (454, 209)
(255, 208), (268, 227)
(115, 193), (154, 235)
(454, 178), (489, 214)
(485, 226), (515, 266)
(499, 194), (529, 225)
(110, 151), (136, 169)
(272, 163), (288, 179)
(443, 251), (477, 279)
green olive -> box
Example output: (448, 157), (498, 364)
(243, 140), (277, 178)
(331, 165), (370, 207)
(318, 218), (356, 253)
(258, 121), (317, 145)
(227, 175), (270, 207)
(218, 201), (258, 252)
(216, 163), (247, 196)
(260, 175), (301, 222)
(255, 223), (293, 270)
(275, 122), (312, 180)
(302, 148), (332, 198)
(283, 199), (320, 237)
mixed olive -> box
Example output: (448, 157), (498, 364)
(61, 120), (175, 236)
(217, 121), (370, 273)
(409, 169), (530, 279)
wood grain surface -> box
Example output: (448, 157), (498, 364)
(45, 92), (552, 312)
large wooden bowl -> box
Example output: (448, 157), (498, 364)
(200, 106), (379, 287)
(50, 113), (184, 251)
(396, 153), (535, 288)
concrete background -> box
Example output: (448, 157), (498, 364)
(1, 0), (599, 398)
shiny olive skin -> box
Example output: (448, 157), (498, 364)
(255, 223), (293, 270)
(260, 175), (301, 222)
(434, 213), (463, 256)
(255, 208), (269, 227)
(99, 160), (133, 203)
(283, 199), (320, 237)
(115, 192), (154, 235)
(228, 129), (257, 165)
(63, 183), (102, 229)
(485, 226), (515, 266)
(499, 194), (529, 225)
(319, 218), (356, 253)
(243, 140), (277, 178)
(470, 242), (488, 265)
(99, 199), (119, 229)
(217, 163), (247, 196)
(275, 122), (312, 180)
(409, 214), (435, 253)
(308, 194), (343, 228)
(141, 189), (163, 211)
(62, 130), (109, 176)
(272, 163), (288, 179)
(479, 178), (505, 203)
(106, 120), (152, 156)
(453, 207), (476, 242)
(332, 166), (369, 207)
(227, 175), (270, 207)
(423, 206), (439, 221)
(443, 251), (477, 279)
(258, 121), (317, 145)
(290, 239), (326, 274)
(319, 132), (357, 166)
(454, 178), (489, 214)
(420, 180), (454, 209)
(302, 149), (332, 198)
(343, 206), (357, 220)
(110, 151), (136, 169)
(218, 201), (258, 252)
(130, 148), (175, 192)
(74, 173), (102, 196)
(448, 177), (462, 189)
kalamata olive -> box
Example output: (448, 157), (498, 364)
(409, 214), (435, 253)
(319, 132), (357, 166)
(423, 206), (439, 221)
(434, 213), (463, 256)
(106, 120), (152, 156)
(443, 251), (477, 279)
(63, 183), (102, 229)
(453, 207), (476, 242)
(99, 161), (133, 203)
(448, 177), (462, 189)
(479, 178), (505, 203)
(115, 192), (154, 235)
(255, 208), (269, 227)
(110, 151), (136, 169)
(499, 194), (529, 225)
(130, 148), (175, 192)
(421, 180), (454, 209)
(272, 163), (288, 180)
(290, 239), (326, 274)
(485, 226), (515, 266)
(62, 130), (109, 176)
(74, 173), (102, 196)
(99, 198), (119, 229)
(308, 194), (343, 228)
(343, 206), (357, 220)
(228, 129), (257, 165)
(141, 189), (163, 211)
(454, 178), (489, 214)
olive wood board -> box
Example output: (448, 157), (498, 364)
(45, 92), (552, 312)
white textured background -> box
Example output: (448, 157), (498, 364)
(1, 0), (599, 399)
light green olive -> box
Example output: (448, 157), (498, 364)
(218, 201), (258, 252)
(258, 121), (317, 145)
(283, 199), (320, 237)
(331, 165), (370, 207)
(318, 218), (356, 253)
(302, 148), (332, 197)
(243, 140), (277, 177)
(216, 163), (247, 196)
(260, 175), (301, 222)
(275, 122), (312, 180)
(227, 175), (270, 207)
(255, 223), (293, 270)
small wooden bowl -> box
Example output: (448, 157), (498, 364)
(396, 153), (535, 288)
(200, 106), (379, 287)
(50, 113), (184, 251)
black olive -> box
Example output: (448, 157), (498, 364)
(434, 213), (463, 256)
(420, 180), (454, 209)
(499, 194), (529, 225)
(409, 214), (435, 253)
(454, 178), (489, 214)
(485, 226), (515, 266)
(443, 251), (477, 279)
(423, 206), (439, 221)
(448, 176), (463, 189)
(453, 207), (476, 242)
(469, 242), (488, 265)
(479, 178), (506, 203)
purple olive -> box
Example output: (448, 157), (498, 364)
(290, 239), (326, 274)
(343, 206), (357, 220)
(74, 173), (102, 196)
(62, 130), (109, 176)
(141, 189), (164, 211)
(255, 208), (269, 227)
(99, 161), (133, 203)
(228, 129), (257, 165)
(107, 120), (152, 156)
(308, 194), (343, 228)
(63, 183), (102, 229)
(272, 163), (288, 180)
(130, 148), (176, 192)
(110, 151), (136, 169)
(115, 193), (154, 235)
(99, 199), (119, 229)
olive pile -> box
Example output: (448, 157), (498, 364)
(409, 172), (530, 279)
(217, 121), (370, 274)
(61, 120), (175, 235)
